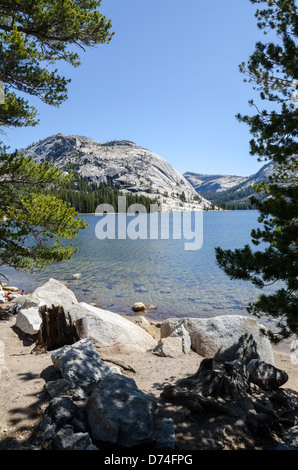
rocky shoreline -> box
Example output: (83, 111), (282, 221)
(0, 278), (298, 451)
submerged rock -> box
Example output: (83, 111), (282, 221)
(132, 302), (146, 312)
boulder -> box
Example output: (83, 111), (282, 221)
(170, 324), (191, 354)
(11, 278), (78, 311)
(152, 337), (183, 358)
(132, 302), (146, 312)
(247, 359), (288, 391)
(39, 416), (57, 443)
(86, 373), (158, 447)
(160, 318), (185, 338)
(15, 307), (42, 335)
(153, 419), (175, 450)
(44, 379), (88, 402)
(51, 339), (111, 393)
(68, 302), (157, 350)
(46, 396), (80, 428)
(160, 315), (274, 365)
(284, 426), (298, 449)
(52, 424), (93, 450)
(133, 316), (156, 339)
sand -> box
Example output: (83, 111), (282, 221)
(0, 312), (297, 451)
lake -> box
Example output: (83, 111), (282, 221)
(1, 210), (279, 324)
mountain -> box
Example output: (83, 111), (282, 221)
(20, 134), (214, 211)
(184, 161), (276, 209)
(183, 172), (248, 193)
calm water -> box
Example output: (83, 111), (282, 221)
(1, 210), (280, 323)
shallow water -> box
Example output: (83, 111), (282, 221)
(1, 210), (280, 324)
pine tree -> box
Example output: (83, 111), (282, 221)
(215, 0), (298, 343)
(0, 1), (113, 272)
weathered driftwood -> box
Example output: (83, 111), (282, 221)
(34, 305), (79, 353)
(161, 357), (298, 436)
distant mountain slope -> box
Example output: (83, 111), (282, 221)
(184, 161), (276, 209)
(20, 134), (214, 211)
(184, 172), (248, 193)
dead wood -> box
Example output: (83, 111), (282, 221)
(162, 356), (298, 436)
(33, 305), (79, 353)
(161, 384), (238, 417)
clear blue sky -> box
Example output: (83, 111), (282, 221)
(5, 0), (267, 176)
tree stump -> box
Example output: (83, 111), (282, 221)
(34, 305), (79, 353)
(161, 357), (298, 436)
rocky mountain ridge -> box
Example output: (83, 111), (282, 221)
(20, 134), (214, 212)
(183, 172), (249, 193)
(184, 160), (275, 193)
(184, 160), (277, 209)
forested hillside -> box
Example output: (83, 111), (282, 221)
(46, 172), (157, 213)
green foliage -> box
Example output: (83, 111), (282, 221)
(0, 0), (113, 127)
(0, 150), (87, 271)
(215, 0), (298, 343)
(0, 0), (113, 272)
(46, 172), (158, 213)
(199, 186), (258, 210)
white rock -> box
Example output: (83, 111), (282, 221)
(11, 278), (78, 311)
(109, 365), (122, 375)
(72, 273), (82, 279)
(161, 315), (274, 365)
(152, 337), (183, 358)
(170, 324), (191, 353)
(133, 316), (156, 338)
(69, 302), (157, 350)
(15, 307), (42, 335)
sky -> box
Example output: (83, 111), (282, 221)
(4, 0), (268, 177)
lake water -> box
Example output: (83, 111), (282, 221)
(1, 210), (279, 324)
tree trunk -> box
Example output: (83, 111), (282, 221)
(161, 357), (297, 436)
(34, 305), (79, 353)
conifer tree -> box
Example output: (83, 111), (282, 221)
(215, 0), (298, 343)
(0, 1), (113, 272)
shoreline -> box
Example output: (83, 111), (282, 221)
(0, 313), (297, 451)
(1, 278), (294, 357)
(0, 279), (297, 451)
